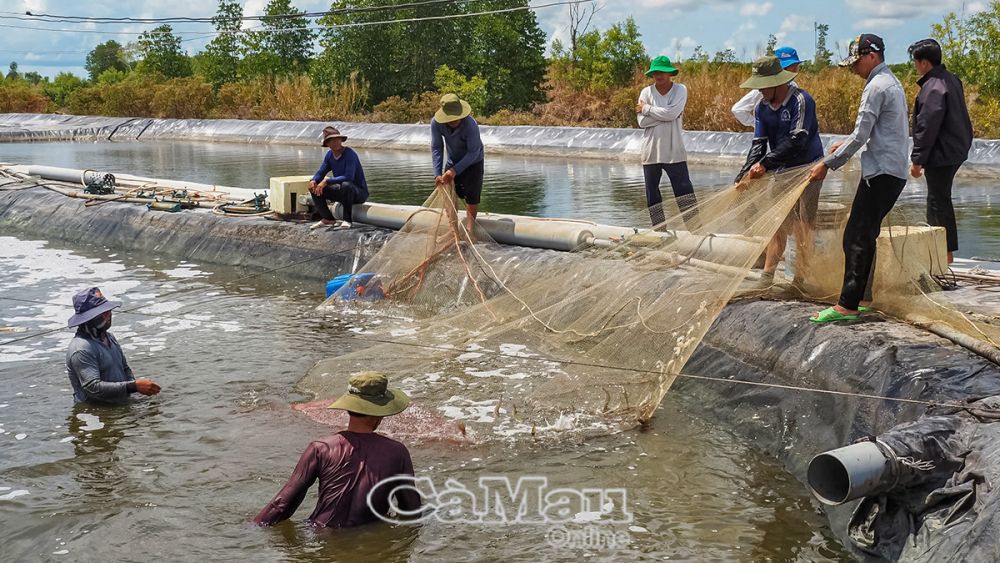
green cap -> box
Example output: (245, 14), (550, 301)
(328, 371), (411, 417)
(645, 55), (679, 76)
(740, 56), (797, 89)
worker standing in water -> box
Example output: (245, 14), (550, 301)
(255, 372), (421, 528)
(65, 287), (161, 403)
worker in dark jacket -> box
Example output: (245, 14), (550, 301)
(908, 38), (974, 264)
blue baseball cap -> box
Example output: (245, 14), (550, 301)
(774, 46), (802, 68)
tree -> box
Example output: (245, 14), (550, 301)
(434, 65), (487, 114)
(934, 2), (1000, 96)
(712, 48), (737, 64)
(567, 0), (599, 64)
(241, 0), (314, 80)
(600, 17), (647, 85)
(85, 40), (129, 81)
(690, 46), (709, 63)
(314, 0), (469, 104)
(199, 0), (243, 87)
(467, 0), (548, 113)
(23, 71), (42, 85)
(552, 17), (648, 90)
(43, 72), (86, 106)
(765, 34), (777, 55)
(814, 23), (832, 67)
(136, 25), (192, 78)
(6, 61), (19, 81)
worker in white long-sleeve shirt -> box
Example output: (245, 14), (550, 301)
(636, 55), (697, 228)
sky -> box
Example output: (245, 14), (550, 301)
(0, 0), (987, 79)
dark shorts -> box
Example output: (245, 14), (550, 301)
(789, 179), (821, 228)
(453, 160), (484, 205)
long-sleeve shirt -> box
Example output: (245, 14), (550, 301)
(911, 64), (973, 167)
(66, 332), (136, 403)
(255, 431), (421, 528)
(312, 147), (368, 199)
(431, 116), (484, 177)
(753, 85), (824, 170)
(823, 62), (910, 180)
(730, 81), (799, 127)
(637, 83), (688, 165)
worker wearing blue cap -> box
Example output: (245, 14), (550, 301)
(732, 46), (802, 127)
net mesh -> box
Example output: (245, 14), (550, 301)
(302, 162), (1000, 439)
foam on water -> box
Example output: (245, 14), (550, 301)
(75, 413), (104, 432)
(0, 489), (29, 500)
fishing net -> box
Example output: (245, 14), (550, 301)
(302, 161), (1000, 439)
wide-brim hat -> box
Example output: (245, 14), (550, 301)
(434, 93), (472, 123)
(741, 55), (798, 89)
(645, 55), (679, 76)
(68, 287), (121, 328)
(321, 126), (347, 147)
(328, 371), (411, 417)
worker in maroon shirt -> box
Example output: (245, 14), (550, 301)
(255, 372), (421, 527)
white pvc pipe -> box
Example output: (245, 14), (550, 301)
(807, 441), (890, 505)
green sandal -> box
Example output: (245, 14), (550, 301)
(810, 307), (860, 323)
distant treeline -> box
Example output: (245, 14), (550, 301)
(2, 0), (999, 138)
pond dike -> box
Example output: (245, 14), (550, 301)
(4, 183), (1000, 560)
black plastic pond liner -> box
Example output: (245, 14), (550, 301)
(682, 300), (1000, 561)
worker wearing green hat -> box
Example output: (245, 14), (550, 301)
(637, 55), (697, 228)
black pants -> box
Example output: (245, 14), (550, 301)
(642, 162), (697, 227)
(312, 181), (366, 223)
(924, 163), (961, 252)
(838, 174), (907, 311)
(453, 160), (485, 205)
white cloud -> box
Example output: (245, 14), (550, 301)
(780, 15), (814, 33)
(740, 2), (773, 17)
(844, 0), (965, 19)
(667, 36), (699, 60)
(854, 18), (907, 30)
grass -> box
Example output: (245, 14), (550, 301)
(5, 65), (1000, 139)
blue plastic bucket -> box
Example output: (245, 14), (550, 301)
(325, 272), (378, 300)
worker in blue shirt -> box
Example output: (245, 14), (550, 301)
(736, 55), (824, 287)
(431, 93), (485, 235)
(309, 126), (369, 230)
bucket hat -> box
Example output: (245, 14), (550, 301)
(434, 93), (472, 123)
(740, 55), (798, 89)
(321, 126), (347, 147)
(645, 55), (679, 76)
(67, 287), (121, 328)
(774, 46), (802, 69)
(328, 371), (411, 417)
(839, 34), (884, 67)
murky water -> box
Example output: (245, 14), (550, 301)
(0, 231), (848, 561)
(1, 139), (997, 258)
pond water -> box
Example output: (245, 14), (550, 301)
(1, 139), (997, 258)
(0, 234), (846, 561)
